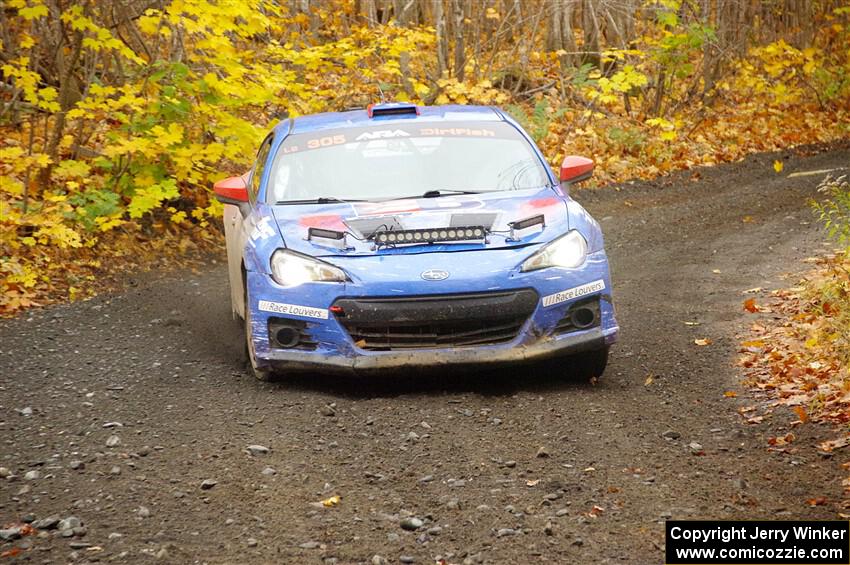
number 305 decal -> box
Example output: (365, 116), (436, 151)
(307, 134), (346, 149)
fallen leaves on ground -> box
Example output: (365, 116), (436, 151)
(694, 338), (712, 346)
(744, 297), (772, 313)
(740, 254), (849, 426)
(768, 432), (795, 446)
(739, 251), (850, 500)
(820, 437), (850, 453)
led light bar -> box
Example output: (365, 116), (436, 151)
(307, 227), (346, 241)
(372, 226), (487, 246)
(507, 214), (546, 241)
(508, 214), (545, 231)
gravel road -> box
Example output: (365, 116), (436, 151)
(2, 143), (849, 564)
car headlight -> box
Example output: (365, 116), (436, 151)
(521, 230), (588, 271)
(270, 250), (348, 287)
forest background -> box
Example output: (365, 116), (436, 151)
(1, 0), (849, 315)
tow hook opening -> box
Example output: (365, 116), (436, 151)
(571, 306), (597, 329)
(274, 326), (301, 348)
(267, 317), (317, 350)
(554, 297), (601, 335)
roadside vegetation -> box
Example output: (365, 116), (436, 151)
(740, 175), (850, 506)
(2, 0), (850, 315)
(743, 175), (850, 406)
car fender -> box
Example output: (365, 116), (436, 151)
(242, 204), (285, 275)
(566, 200), (604, 253)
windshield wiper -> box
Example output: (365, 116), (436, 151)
(276, 197), (365, 205)
(371, 189), (488, 203)
(421, 189), (484, 198)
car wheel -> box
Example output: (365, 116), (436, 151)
(571, 346), (609, 381)
(244, 287), (275, 382)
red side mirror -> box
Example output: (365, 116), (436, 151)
(560, 156), (594, 184)
(214, 174), (249, 204)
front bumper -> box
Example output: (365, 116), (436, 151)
(262, 326), (613, 374)
(246, 248), (619, 374)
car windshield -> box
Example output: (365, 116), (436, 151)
(266, 120), (551, 203)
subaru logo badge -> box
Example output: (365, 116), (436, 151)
(421, 269), (449, 281)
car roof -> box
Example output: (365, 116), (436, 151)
(277, 104), (504, 135)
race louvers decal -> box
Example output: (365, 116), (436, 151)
(258, 300), (328, 319)
(542, 279), (606, 307)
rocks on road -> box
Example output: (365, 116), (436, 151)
(246, 444), (270, 456)
(1, 145), (849, 563)
(399, 517), (424, 531)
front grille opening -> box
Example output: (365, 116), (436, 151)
(268, 317), (318, 351)
(333, 289), (537, 351)
(346, 317), (526, 351)
(554, 297), (601, 335)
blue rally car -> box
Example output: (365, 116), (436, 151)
(214, 102), (618, 381)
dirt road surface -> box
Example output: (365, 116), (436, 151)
(2, 144), (849, 564)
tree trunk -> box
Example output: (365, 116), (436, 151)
(37, 9), (84, 193)
(434, 0), (447, 77)
(380, 0), (392, 25)
(360, 0), (377, 25)
(392, 0), (415, 25)
(559, 1), (577, 68)
(701, 0), (719, 102)
(452, 0), (465, 81)
(581, 0), (601, 68)
(546, 0), (563, 52)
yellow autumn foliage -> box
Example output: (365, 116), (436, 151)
(1, 0), (850, 315)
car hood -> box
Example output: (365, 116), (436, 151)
(272, 187), (570, 257)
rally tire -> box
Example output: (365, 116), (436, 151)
(542, 347), (609, 382)
(571, 346), (610, 381)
